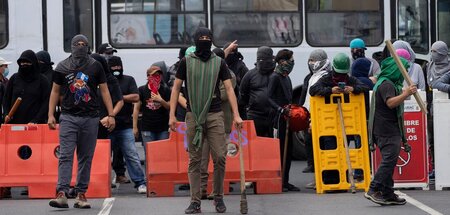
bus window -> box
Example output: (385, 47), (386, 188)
(109, 0), (206, 47)
(0, 0), (7, 48)
(306, 0), (383, 47)
(398, 0), (428, 54)
(211, 0), (301, 47)
(438, 0), (450, 48)
(63, 0), (93, 52)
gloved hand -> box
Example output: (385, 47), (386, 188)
(278, 106), (290, 117)
(403, 142), (411, 153)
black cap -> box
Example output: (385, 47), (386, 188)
(97, 43), (117, 54)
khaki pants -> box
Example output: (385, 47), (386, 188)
(186, 112), (227, 203)
(200, 133), (230, 195)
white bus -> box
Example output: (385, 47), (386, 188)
(0, 0), (449, 98)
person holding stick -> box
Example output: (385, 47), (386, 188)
(268, 49), (299, 192)
(365, 55), (417, 206)
(169, 27), (242, 214)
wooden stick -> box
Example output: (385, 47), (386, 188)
(385, 40), (427, 114)
(238, 129), (248, 214)
(337, 98), (356, 193)
(4, 97), (22, 124)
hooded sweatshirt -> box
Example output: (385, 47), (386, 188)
(54, 34), (107, 117)
(302, 49), (330, 110)
(427, 41), (450, 87)
(239, 46), (274, 118)
(36, 50), (54, 83)
(2, 50), (50, 123)
(393, 40), (426, 90)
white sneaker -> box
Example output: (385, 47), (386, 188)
(137, 184), (147, 194)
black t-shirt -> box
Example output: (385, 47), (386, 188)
(116, 75), (139, 130)
(54, 61), (107, 117)
(175, 57), (231, 112)
(98, 73), (123, 118)
(373, 81), (400, 136)
(138, 84), (171, 132)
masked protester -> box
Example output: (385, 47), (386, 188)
(239, 46), (275, 137)
(267, 49), (300, 192)
(169, 27), (243, 214)
(135, 63), (171, 155)
(392, 40), (426, 90)
(36, 50), (55, 83)
(365, 57), (416, 206)
(48, 34), (116, 209)
(349, 38), (381, 77)
(3, 50), (50, 124)
(298, 49), (331, 178)
(104, 55), (147, 193)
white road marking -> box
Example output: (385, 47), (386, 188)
(98, 197), (115, 215)
(396, 191), (443, 215)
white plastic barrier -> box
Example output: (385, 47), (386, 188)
(432, 90), (450, 190)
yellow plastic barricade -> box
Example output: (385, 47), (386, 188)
(310, 94), (370, 193)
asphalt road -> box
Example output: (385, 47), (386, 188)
(0, 144), (448, 215)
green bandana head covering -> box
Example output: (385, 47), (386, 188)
(369, 57), (410, 147)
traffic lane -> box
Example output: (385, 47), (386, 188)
(402, 189), (450, 215)
(109, 191), (430, 215)
(0, 198), (104, 215)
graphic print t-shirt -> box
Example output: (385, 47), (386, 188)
(138, 84), (171, 132)
(54, 61), (106, 117)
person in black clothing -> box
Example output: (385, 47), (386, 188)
(224, 41), (249, 119)
(48, 34), (115, 209)
(3, 50), (50, 124)
(134, 63), (171, 154)
(240, 46), (275, 137)
(268, 49), (299, 192)
(167, 47), (189, 122)
(36, 50), (54, 83)
(108, 55), (147, 193)
(1, 50), (51, 198)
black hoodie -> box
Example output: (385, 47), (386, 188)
(2, 50), (50, 123)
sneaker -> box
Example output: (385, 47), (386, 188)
(207, 193), (214, 200)
(74, 192), (91, 209)
(302, 165), (315, 173)
(214, 198), (227, 213)
(137, 184), (147, 194)
(115, 175), (131, 184)
(384, 193), (407, 205)
(283, 183), (300, 192)
(49, 191), (69, 208)
(184, 202), (201, 214)
(305, 181), (316, 189)
(364, 190), (387, 205)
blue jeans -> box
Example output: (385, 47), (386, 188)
(141, 130), (169, 154)
(109, 128), (146, 188)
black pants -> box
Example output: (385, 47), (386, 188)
(369, 135), (401, 198)
(248, 114), (273, 138)
(98, 124), (126, 176)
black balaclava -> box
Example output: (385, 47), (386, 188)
(256, 46), (275, 75)
(70, 34), (90, 68)
(90, 53), (110, 75)
(108, 56), (123, 79)
(36, 50), (54, 74)
(223, 42), (243, 65)
(194, 27), (213, 62)
(17, 50), (40, 82)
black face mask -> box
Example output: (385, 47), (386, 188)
(225, 52), (239, 65)
(39, 63), (51, 73)
(112, 68), (123, 79)
(258, 59), (276, 72)
(352, 49), (365, 60)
